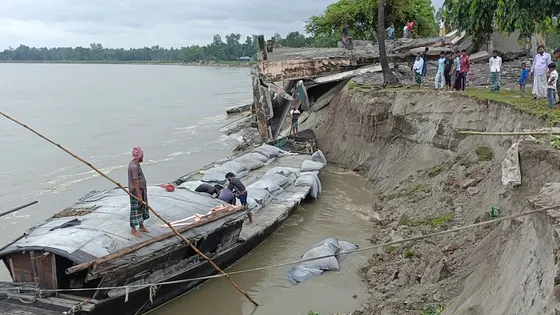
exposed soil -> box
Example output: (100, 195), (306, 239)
(299, 88), (560, 314)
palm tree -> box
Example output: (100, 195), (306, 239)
(378, 0), (399, 85)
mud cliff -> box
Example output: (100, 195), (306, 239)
(302, 88), (560, 314)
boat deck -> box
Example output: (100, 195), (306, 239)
(178, 153), (316, 240)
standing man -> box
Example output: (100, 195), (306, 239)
(459, 49), (470, 90)
(531, 45), (552, 99)
(439, 19), (446, 37)
(413, 53), (424, 89)
(386, 24), (395, 40)
(554, 48), (560, 103)
(453, 50), (461, 90)
(407, 21), (415, 38)
(128, 146), (149, 238)
(435, 51), (446, 89)
(489, 50), (503, 92)
(444, 51), (454, 90)
(421, 47), (429, 77)
(226, 172), (252, 224)
(290, 106), (301, 136)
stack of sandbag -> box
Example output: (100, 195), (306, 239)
(252, 143), (286, 160)
(201, 160), (249, 184)
(295, 150), (327, 199)
(286, 238), (359, 285)
(233, 152), (268, 170)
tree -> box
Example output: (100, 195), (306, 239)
(444, 0), (560, 50)
(378, 0), (399, 85)
(306, 0), (437, 41)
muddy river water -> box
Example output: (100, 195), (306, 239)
(152, 169), (372, 315)
(0, 64), (372, 315)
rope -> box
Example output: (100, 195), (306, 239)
(7, 205), (553, 295)
(0, 111), (258, 307)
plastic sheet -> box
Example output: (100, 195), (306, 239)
(311, 150), (327, 166)
(287, 237), (357, 285)
(234, 153), (266, 170)
(252, 144), (285, 159)
(179, 181), (204, 191)
(301, 160), (325, 172)
(295, 172), (322, 199)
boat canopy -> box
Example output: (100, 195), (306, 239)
(0, 186), (242, 265)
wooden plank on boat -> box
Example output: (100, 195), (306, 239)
(65, 206), (245, 275)
(0, 300), (60, 315)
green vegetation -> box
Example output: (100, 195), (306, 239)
(308, 311), (319, 315)
(404, 248), (416, 258)
(386, 184), (426, 201)
(422, 305), (446, 315)
(306, 0), (438, 41)
(427, 165), (442, 178)
(475, 146), (493, 162)
(463, 89), (560, 124)
(0, 31), (331, 63)
(444, 0), (558, 49)
(384, 245), (396, 253)
(429, 213), (455, 228)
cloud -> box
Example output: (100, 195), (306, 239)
(0, 0), (338, 49)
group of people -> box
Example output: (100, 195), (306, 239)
(385, 19), (449, 41)
(487, 45), (560, 109)
(413, 48), (470, 90)
(127, 146), (253, 237)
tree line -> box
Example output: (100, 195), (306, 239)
(0, 31), (337, 62)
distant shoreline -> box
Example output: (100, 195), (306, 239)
(0, 60), (255, 67)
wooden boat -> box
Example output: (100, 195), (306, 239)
(0, 130), (324, 315)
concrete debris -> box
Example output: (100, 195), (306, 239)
(462, 178), (482, 189)
(468, 51), (491, 63)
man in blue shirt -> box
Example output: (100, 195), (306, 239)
(214, 185), (235, 204)
(435, 51), (446, 89)
(386, 24), (395, 40)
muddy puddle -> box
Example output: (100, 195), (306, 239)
(151, 168), (373, 315)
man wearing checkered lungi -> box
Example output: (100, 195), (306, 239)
(128, 146), (150, 237)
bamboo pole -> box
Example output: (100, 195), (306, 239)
(0, 111), (259, 306)
(456, 130), (560, 136)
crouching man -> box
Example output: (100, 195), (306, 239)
(213, 185), (235, 204)
(225, 172), (253, 224)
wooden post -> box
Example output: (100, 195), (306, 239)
(252, 75), (269, 141)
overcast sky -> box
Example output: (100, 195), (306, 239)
(0, 0), (441, 49)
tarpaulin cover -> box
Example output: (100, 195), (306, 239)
(286, 238), (358, 284)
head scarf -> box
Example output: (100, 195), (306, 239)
(132, 146), (144, 160)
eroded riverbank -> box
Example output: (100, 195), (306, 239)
(152, 168), (373, 315)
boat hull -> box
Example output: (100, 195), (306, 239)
(1, 198), (304, 315)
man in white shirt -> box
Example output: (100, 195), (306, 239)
(290, 106), (301, 136)
(547, 63), (558, 108)
(439, 19), (445, 37)
(413, 53), (424, 89)
(531, 45), (552, 99)
(489, 50), (503, 92)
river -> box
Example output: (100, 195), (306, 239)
(0, 63), (371, 315)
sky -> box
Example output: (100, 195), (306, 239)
(0, 0), (442, 50)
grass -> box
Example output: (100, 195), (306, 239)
(422, 305), (446, 315)
(385, 184), (426, 201)
(398, 212), (455, 228)
(384, 245), (395, 253)
(404, 248), (416, 259)
(427, 165), (442, 177)
(463, 88), (560, 125)
(475, 146), (493, 161)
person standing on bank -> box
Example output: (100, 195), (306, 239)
(413, 53), (424, 89)
(547, 63), (558, 109)
(128, 146), (150, 238)
(439, 19), (446, 37)
(435, 51), (446, 89)
(489, 50), (502, 92)
(444, 51), (454, 90)
(290, 106), (301, 136)
(531, 45), (552, 99)
(421, 47), (429, 77)
(226, 172), (253, 224)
